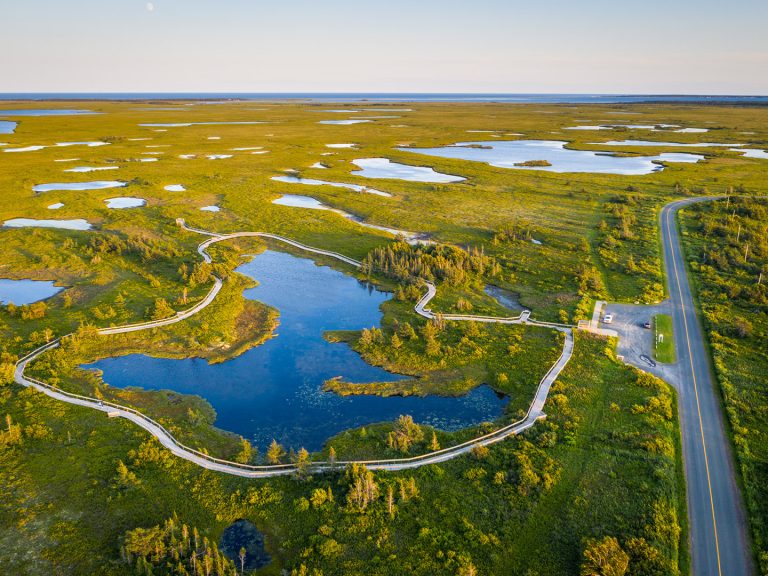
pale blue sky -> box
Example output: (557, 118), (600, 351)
(1, 0), (766, 93)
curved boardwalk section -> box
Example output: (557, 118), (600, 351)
(15, 220), (575, 477)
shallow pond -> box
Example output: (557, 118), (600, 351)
(0, 121), (17, 134)
(164, 184), (186, 192)
(318, 119), (371, 125)
(399, 140), (704, 175)
(598, 139), (741, 148)
(220, 520), (270, 570)
(272, 194), (419, 240)
(733, 148), (768, 159)
(271, 175), (390, 197)
(63, 166), (119, 173)
(0, 109), (94, 116)
(200, 205), (220, 212)
(105, 197), (145, 209)
(0, 279), (62, 305)
(86, 250), (506, 451)
(351, 157), (465, 183)
(4, 141), (109, 153)
(33, 181), (127, 193)
(484, 285), (524, 311)
(3, 218), (92, 230)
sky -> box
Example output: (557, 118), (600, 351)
(1, 0), (766, 94)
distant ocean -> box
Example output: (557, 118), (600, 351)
(0, 93), (766, 104)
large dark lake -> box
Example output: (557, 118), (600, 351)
(85, 250), (507, 452)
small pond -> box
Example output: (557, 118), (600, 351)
(399, 140), (704, 175)
(105, 197), (145, 209)
(318, 119), (371, 125)
(85, 250), (507, 451)
(351, 157), (465, 183)
(271, 194), (419, 240)
(598, 139), (741, 148)
(484, 285), (524, 311)
(4, 218), (92, 230)
(200, 205), (220, 212)
(0, 121), (17, 134)
(733, 148), (768, 159)
(4, 141), (108, 153)
(220, 520), (270, 570)
(33, 181), (127, 193)
(0, 109), (95, 116)
(63, 166), (119, 173)
(0, 279), (62, 305)
(271, 175), (390, 197)
(164, 184), (186, 192)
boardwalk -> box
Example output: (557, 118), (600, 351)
(15, 220), (575, 476)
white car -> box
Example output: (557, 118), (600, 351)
(603, 313), (614, 324)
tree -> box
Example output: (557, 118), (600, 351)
(327, 446), (337, 467)
(114, 459), (139, 489)
(398, 321), (417, 340)
(310, 487), (330, 508)
(346, 464), (379, 512)
(149, 298), (175, 320)
(266, 439), (286, 464)
(0, 362), (14, 386)
(359, 328), (373, 347)
(391, 333), (402, 350)
(387, 415), (424, 453)
(429, 432), (440, 451)
(234, 437), (254, 464)
(580, 536), (629, 576)
(294, 447), (311, 479)
(425, 337), (441, 357)
(386, 485), (395, 519)
(239, 547), (246, 575)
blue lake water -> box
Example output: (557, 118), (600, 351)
(0, 279), (62, 305)
(399, 140), (704, 175)
(0, 121), (17, 134)
(85, 250), (507, 452)
(0, 109), (95, 116)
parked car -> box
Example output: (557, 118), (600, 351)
(643, 320), (652, 329)
(603, 313), (613, 324)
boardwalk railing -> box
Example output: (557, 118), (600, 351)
(14, 221), (576, 477)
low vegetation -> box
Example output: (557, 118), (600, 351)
(0, 333), (686, 575)
(653, 314), (676, 364)
(1, 99), (766, 574)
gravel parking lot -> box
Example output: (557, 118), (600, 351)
(600, 301), (680, 385)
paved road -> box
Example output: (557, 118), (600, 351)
(661, 197), (752, 576)
(14, 222), (574, 478)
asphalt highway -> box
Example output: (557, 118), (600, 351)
(661, 197), (752, 576)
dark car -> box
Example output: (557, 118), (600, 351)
(643, 321), (652, 329)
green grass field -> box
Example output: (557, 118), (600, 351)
(654, 314), (676, 363)
(1, 99), (766, 575)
